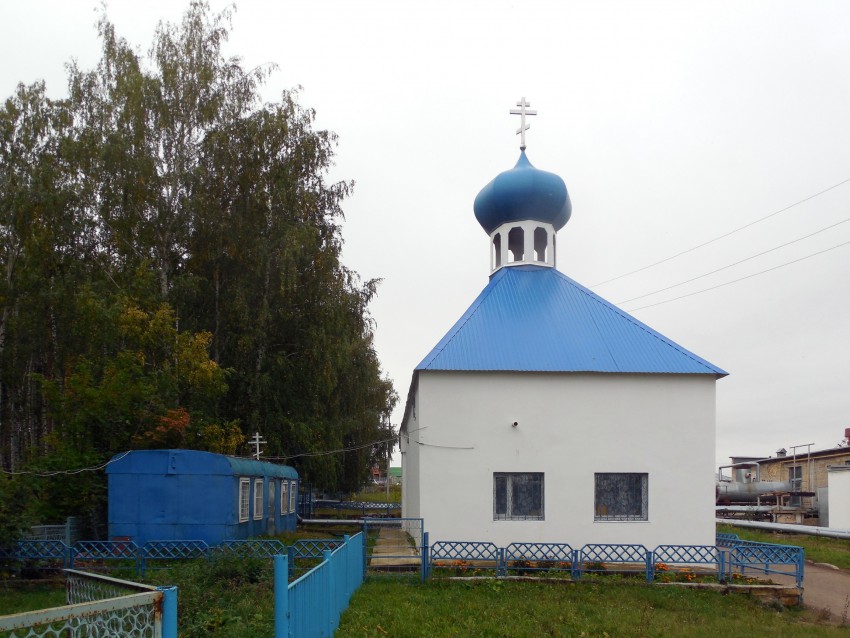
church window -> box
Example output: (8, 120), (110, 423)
(253, 478), (264, 520)
(594, 473), (648, 521)
(534, 227), (547, 261)
(493, 233), (502, 268)
(494, 472), (544, 520)
(508, 227), (524, 262)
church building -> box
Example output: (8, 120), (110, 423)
(399, 100), (727, 548)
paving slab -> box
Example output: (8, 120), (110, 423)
(368, 525), (421, 568)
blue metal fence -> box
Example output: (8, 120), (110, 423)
(274, 532), (364, 638)
(426, 535), (804, 588)
(728, 542), (804, 588)
(504, 542), (574, 577)
(1, 537), (296, 576)
(652, 544), (724, 581)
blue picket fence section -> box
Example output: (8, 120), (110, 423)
(274, 533), (364, 638)
(288, 539), (345, 578)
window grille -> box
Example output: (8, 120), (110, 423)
(493, 473), (544, 521)
(594, 473), (648, 521)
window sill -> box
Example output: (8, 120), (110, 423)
(593, 519), (650, 523)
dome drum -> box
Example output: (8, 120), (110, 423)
(490, 220), (555, 273)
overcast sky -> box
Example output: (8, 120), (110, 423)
(2, 0), (849, 470)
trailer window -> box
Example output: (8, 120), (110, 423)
(280, 481), (288, 515)
(238, 478), (250, 522)
(253, 479), (264, 520)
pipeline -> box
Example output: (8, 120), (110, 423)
(716, 517), (850, 540)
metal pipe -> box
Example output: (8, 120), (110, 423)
(716, 518), (850, 540)
(718, 461), (760, 482)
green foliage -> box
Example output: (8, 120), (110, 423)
(0, 583), (65, 615)
(151, 556), (275, 638)
(0, 475), (34, 551)
(0, 0), (396, 528)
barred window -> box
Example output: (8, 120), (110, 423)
(280, 481), (289, 515)
(494, 473), (544, 521)
(253, 478), (264, 520)
(238, 478), (250, 522)
(594, 473), (648, 521)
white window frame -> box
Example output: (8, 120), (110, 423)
(594, 473), (649, 521)
(280, 481), (288, 515)
(253, 478), (264, 520)
(289, 480), (297, 514)
(238, 478), (250, 523)
(493, 472), (544, 521)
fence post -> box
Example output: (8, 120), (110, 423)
(498, 547), (506, 577)
(362, 523), (368, 576)
(287, 546), (295, 579)
(324, 549), (333, 636)
(645, 550), (653, 584)
(421, 532), (429, 582)
(572, 549), (581, 580)
(274, 554), (289, 638)
(342, 535), (351, 601)
(157, 585), (178, 638)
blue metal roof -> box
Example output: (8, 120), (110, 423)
(416, 266), (726, 376)
(106, 449), (298, 479)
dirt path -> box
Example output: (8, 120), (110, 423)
(799, 563), (850, 623)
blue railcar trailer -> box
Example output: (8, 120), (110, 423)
(106, 449), (299, 545)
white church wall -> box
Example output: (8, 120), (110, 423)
(407, 370), (717, 548)
(400, 383), (421, 520)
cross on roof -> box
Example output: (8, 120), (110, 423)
(510, 97), (537, 150)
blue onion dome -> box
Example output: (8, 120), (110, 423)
(473, 151), (571, 234)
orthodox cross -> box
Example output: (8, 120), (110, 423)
(510, 97), (537, 150)
(250, 431), (267, 460)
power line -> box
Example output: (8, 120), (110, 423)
(264, 437), (397, 462)
(591, 176), (850, 288)
(0, 450), (132, 476)
(616, 217), (850, 305)
(623, 240), (850, 312)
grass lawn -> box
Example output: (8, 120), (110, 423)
(352, 484), (401, 504)
(0, 582), (65, 615)
(337, 576), (845, 637)
(717, 523), (850, 570)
